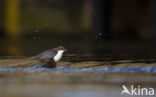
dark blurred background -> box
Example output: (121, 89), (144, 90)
(0, 0), (156, 60)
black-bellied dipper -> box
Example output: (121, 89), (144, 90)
(28, 46), (66, 68)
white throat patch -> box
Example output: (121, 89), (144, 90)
(53, 50), (64, 62)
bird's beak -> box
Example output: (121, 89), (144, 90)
(64, 49), (67, 52)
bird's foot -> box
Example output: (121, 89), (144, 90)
(41, 62), (57, 68)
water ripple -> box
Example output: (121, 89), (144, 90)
(0, 65), (155, 72)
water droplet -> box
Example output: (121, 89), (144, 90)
(94, 12), (97, 15)
(44, 23), (48, 27)
(33, 37), (36, 40)
(76, 55), (80, 58)
(96, 35), (98, 38)
(84, 35), (87, 39)
(35, 30), (38, 33)
(42, 9), (46, 12)
(98, 33), (102, 36)
(25, 20), (29, 23)
(77, 50), (80, 53)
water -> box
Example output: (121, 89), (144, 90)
(0, 58), (155, 97)
(0, 66), (155, 72)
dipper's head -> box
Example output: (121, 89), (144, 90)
(53, 46), (67, 62)
(54, 46), (67, 52)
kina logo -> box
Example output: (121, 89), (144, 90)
(121, 85), (155, 96)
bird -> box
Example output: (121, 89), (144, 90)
(28, 46), (67, 68)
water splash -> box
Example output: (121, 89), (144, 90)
(96, 32), (103, 38)
(0, 65), (155, 73)
(35, 30), (38, 33)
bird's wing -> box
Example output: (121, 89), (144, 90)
(28, 49), (57, 61)
(39, 49), (57, 60)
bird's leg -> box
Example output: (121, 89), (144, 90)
(41, 58), (57, 68)
(41, 63), (56, 68)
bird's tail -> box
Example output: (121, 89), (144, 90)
(27, 56), (38, 60)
